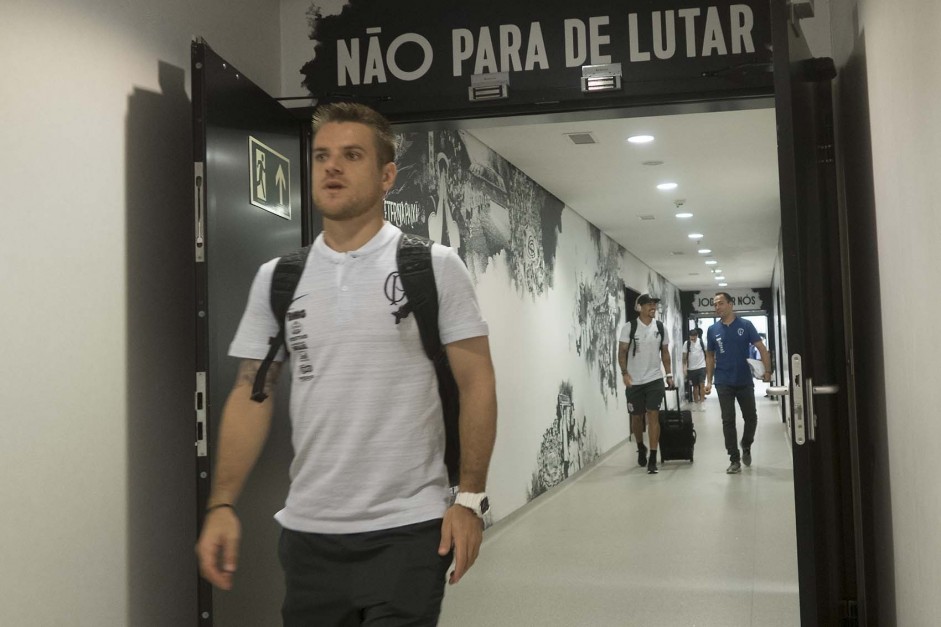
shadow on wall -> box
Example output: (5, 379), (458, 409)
(125, 61), (198, 625)
(835, 29), (896, 626)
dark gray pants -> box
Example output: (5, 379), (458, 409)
(279, 519), (451, 626)
(716, 384), (758, 462)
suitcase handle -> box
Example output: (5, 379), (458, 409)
(662, 385), (682, 411)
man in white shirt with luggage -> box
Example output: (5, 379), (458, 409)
(618, 293), (673, 474)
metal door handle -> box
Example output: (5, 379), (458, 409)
(805, 382), (840, 442)
(806, 377), (816, 442)
(767, 386), (789, 396)
(806, 383), (838, 443)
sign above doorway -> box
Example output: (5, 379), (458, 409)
(691, 287), (769, 313)
(293, 0), (774, 117)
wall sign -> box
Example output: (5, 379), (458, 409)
(249, 137), (292, 220)
(297, 0), (773, 116)
(692, 287), (766, 313)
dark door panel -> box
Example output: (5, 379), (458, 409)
(770, 1), (863, 624)
(192, 39), (310, 627)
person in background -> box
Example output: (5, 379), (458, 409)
(683, 328), (707, 410)
(704, 292), (771, 474)
(196, 102), (498, 626)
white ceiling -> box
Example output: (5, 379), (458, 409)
(468, 107), (781, 291)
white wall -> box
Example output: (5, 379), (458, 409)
(852, 0), (941, 623)
(0, 2), (282, 625)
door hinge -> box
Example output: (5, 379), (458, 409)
(195, 372), (208, 457)
(817, 143), (835, 164)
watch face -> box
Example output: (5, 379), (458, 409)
(479, 497), (490, 514)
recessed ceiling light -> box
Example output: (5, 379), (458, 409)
(698, 248), (712, 254)
(642, 160), (664, 166)
(714, 269), (722, 274)
(628, 135), (655, 144)
(718, 282), (728, 287)
(675, 212), (693, 219)
(705, 260), (718, 265)
(688, 232), (703, 239)
(657, 182), (678, 191)
(715, 275), (726, 280)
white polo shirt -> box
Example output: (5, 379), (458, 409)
(684, 339), (707, 370)
(619, 319), (667, 385)
(229, 223), (489, 533)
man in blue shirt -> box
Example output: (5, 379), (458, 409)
(704, 292), (772, 474)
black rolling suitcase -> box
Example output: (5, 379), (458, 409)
(659, 387), (696, 462)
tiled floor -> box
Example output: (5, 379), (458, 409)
(440, 387), (800, 627)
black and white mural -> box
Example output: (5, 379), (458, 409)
(572, 225), (624, 405)
(386, 128), (682, 513)
(387, 130), (563, 297)
(528, 382), (600, 500)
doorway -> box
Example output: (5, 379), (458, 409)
(195, 0), (864, 624)
(397, 105), (799, 624)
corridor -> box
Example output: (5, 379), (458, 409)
(441, 386), (800, 626)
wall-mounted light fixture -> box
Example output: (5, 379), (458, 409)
(468, 72), (509, 101)
(581, 63), (622, 93)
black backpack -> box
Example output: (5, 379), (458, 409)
(628, 318), (665, 356)
(685, 336), (705, 357)
(250, 233), (461, 487)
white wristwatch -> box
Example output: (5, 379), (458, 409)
(454, 492), (490, 519)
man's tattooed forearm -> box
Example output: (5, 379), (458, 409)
(236, 360), (282, 391)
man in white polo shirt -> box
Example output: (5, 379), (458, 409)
(618, 293), (673, 474)
(196, 103), (497, 626)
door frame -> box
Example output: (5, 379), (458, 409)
(376, 3), (861, 620)
(770, 0), (863, 622)
(191, 38), (313, 626)
(389, 56), (860, 627)
(193, 0), (868, 622)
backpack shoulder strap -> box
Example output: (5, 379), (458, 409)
(656, 320), (665, 348)
(396, 233), (461, 487)
(629, 318), (638, 356)
(270, 246), (312, 322)
(251, 246), (311, 403)
(395, 233), (441, 360)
